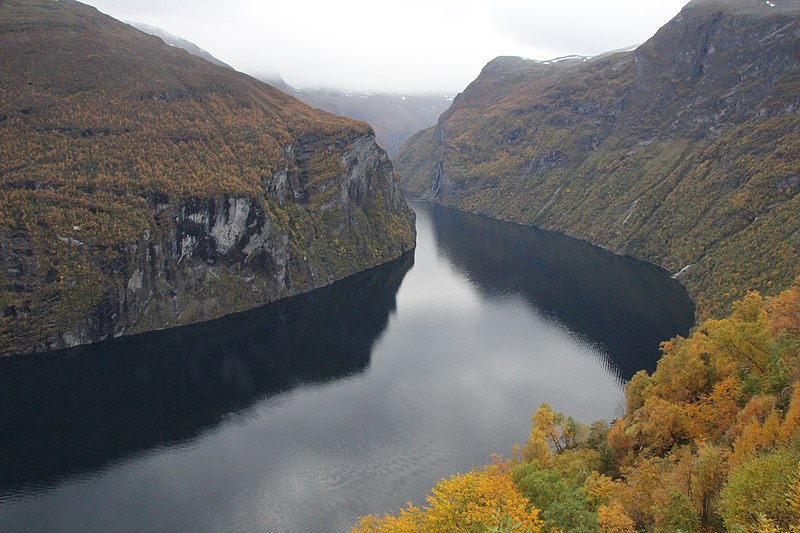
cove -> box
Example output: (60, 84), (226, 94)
(0, 201), (694, 532)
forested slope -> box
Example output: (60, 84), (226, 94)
(397, 0), (800, 318)
(0, 0), (415, 355)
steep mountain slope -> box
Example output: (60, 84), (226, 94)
(128, 21), (233, 69)
(397, 0), (800, 318)
(0, 0), (415, 356)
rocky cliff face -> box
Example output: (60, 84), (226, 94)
(397, 0), (800, 318)
(0, 0), (415, 356)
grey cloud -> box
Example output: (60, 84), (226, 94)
(83, 0), (689, 92)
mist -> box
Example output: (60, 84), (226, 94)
(82, 0), (688, 93)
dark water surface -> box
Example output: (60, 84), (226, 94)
(0, 201), (694, 532)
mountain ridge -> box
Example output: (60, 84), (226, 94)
(127, 21), (233, 70)
(397, 0), (800, 318)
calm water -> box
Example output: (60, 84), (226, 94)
(0, 201), (694, 532)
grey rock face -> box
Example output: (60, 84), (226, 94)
(14, 131), (415, 355)
(0, 0), (416, 356)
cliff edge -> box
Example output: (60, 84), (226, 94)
(0, 0), (416, 355)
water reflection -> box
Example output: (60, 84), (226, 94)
(0, 253), (413, 494)
(0, 202), (695, 533)
(425, 202), (695, 378)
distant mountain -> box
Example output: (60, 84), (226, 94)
(397, 0), (800, 318)
(128, 21), (232, 69)
(0, 0), (415, 356)
(292, 89), (453, 156)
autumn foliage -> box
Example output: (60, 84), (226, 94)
(353, 465), (543, 533)
(0, 0), (417, 354)
(357, 280), (800, 532)
(396, 2), (800, 321)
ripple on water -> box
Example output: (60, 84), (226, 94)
(0, 202), (693, 533)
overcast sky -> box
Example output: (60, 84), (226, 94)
(82, 0), (689, 94)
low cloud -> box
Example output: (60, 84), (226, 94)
(84, 0), (688, 93)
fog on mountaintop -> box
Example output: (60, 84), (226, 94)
(81, 0), (687, 93)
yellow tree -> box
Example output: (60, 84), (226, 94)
(682, 376), (742, 442)
(521, 426), (551, 465)
(732, 409), (781, 466)
(352, 466), (543, 533)
(768, 281), (800, 338)
(425, 467), (542, 532)
(625, 370), (651, 419)
(706, 291), (772, 388)
(691, 443), (729, 527)
(597, 502), (636, 533)
(639, 396), (687, 453)
(607, 418), (635, 469)
(649, 333), (712, 404)
(584, 471), (616, 507)
(720, 450), (800, 531)
(780, 382), (800, 446)
(532, 404), (565, 453)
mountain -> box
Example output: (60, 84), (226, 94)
(292, 89), (453, 156)
(253, 73), (299, 97)
(126, 23), (450, 156)
(127, 21), (233, 69)
(396, 0), (800, 318)
(125, 22), (451, 157)
(0, 0), (415, 356)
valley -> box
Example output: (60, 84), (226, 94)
(1, 0), (799, 531)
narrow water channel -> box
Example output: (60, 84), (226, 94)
(0, 201), (694, 532)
